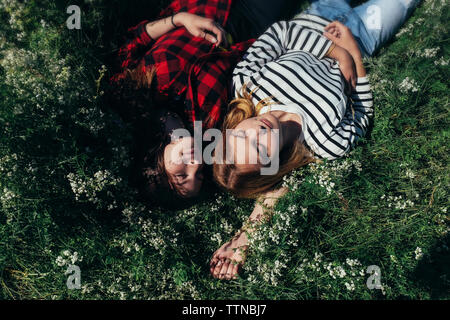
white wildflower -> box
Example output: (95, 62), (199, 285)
(345, 281), (355, 291)
(414, 247), (423, 260)
(399, 77), (419, 93)
(434, 56), (449, 66)
(417, 47), (439, 58)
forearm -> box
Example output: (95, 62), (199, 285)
(353, 54), (366, 77)
(241, 188), (289, 234)
(145, 13), (183, 40)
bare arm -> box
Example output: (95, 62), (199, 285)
(146, 12), (228, 46)
(235, 187), (289, 243)
(144, 16), (175, 40)
(324, 20), (367, 78)
(209, 187), (288, 280)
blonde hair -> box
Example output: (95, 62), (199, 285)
(213, 86), (314, 198)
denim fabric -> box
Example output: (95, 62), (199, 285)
(305, 0), (421, 56)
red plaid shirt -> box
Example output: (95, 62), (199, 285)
(111, 0), (254, 129)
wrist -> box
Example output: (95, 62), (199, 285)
(172, 12), (185, 27)
(351, 52), (362, 63)
(328, 45), (348, 61)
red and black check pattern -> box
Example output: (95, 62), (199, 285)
(111, 0), (254, 129)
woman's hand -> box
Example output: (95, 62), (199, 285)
(327, 44), (357, 91)
(324, 21), (361, 61)
(174, 12), (228, 47)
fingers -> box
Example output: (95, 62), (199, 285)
(224, 261), (236, 280)
(212, 259), (230, 280)
(218, 260), (230, 280)
(199, 20), (226, 46)
(328, 26), (340, 38)
(210, 255), (219, 274)
(212, 259), (224, 278)
(202, 31), (218, 44)
(323, 31), (338, 42)
(325, 20), (346, 31)
(211, 259), (240, 280)
(208, 22), (223, 45)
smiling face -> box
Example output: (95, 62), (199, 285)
(226, 113), (282, 173)
(163, 136), (204, 198)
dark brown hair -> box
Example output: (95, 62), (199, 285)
(108, 66), (187, 207)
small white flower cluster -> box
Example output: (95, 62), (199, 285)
(55, 250), (83, 267)
(396, 18), (424, 38)
(346, 258), (361, 268)
(137, 217), (179, 255)
(308, 158), (362, 196)
(157, 269), (201, 299)
(0, 187), (18, 205)
(405, 168), (416, 179)
(246, 205), (301, 255)
(75, 107), (106, 135)
(416, 47), (440, 58)
(380, 194), (415, 210)
(210, 232), (222, 245)
(66, 170), (122, 208)
(219, 219), (234, 235)
(371, 78), (390, 91)
(256, 257), (288, 287)
(0, 153), (18, 177)
(434, 56), (449, 66)
(344, 281), (356, 291)
(281, 169), (305, 191)
(296, 253), (365, 291)
(424, 0), (447, 15)
(326, 264), (347, 279)
(112, 238), (141, 254)
(1, 0), (27, 32)
(398, 77), (419, 93)
(0, 46), (82, 113)
(121, 203), (147, 223)
(414, 247), (423, 260)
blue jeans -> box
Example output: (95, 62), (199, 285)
(305, 0), (421, 56)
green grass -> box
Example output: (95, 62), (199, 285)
(0, 0), (448, 299)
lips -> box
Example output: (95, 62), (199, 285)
(183, 147), (195, 156)
(260, 118), (273, 130)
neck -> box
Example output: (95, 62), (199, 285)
(271, 111), (303, 148)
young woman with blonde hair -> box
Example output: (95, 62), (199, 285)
(109, 0), (295, 204)
(210, 0), (421, 280)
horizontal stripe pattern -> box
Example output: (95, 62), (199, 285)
(232, 14), (373, 159)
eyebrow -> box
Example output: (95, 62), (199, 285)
(230, 130), (246, 138)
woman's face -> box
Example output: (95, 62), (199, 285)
(226, 113), (282, 173)
(164, 136), (204, 198)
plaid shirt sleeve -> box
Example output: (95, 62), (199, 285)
(117, 20), (154, 70)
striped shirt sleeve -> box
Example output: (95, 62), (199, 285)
(320, 76), (374, 159)
(233, 21), (333, 83)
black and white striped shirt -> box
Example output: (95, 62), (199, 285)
(232, 14), (374, 160)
